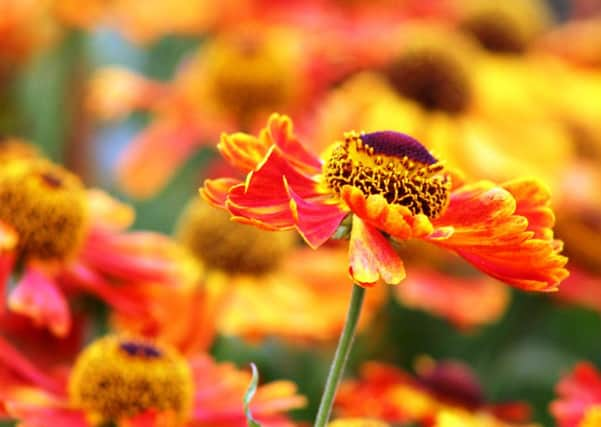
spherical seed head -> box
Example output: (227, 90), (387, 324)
(68, 336), (194, 425)
(176, 198), (296, 275)
(0, 159), (88, 261)
(324, 131), (451, 219)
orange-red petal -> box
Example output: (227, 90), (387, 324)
(342, 186), (434, 240)
(286, 179), (347, 249)
(267, 113), (322, 173)
(8, 265), (71, 337)
(348, 216), (406, 286)
(429, 181), (568, 292)
(201, 177), (243, 209)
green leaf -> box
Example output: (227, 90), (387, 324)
(244, 363), (262, 427)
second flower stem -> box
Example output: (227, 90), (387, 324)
(314, 284), (366, 427)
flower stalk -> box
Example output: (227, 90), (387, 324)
(314, 283), (366, 427)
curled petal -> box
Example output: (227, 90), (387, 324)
(201, 178), (243, 209)
(502, 179), (555, 240)
(430, 181), (568, 291)
(349, 216), (405, 287)
(267, 113), (322, 173)
(226, 146), (325, 231)
(218, 131), (271, 172)
(8, 266), (70, 337)
(342, 186), (433, 240)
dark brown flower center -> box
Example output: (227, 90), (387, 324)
(460, 11), (528, 54)
(386, 47), (471, 114)
(324, 131), (451, 219)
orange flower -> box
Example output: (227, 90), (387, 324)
(551, 362), (601, 427)
(201, 113), (567, 290)
(335, 360), (531, 426)
(0, 155), (199, 337)
(0, 335), (305, 426)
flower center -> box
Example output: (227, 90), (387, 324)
(176, 198), (295, 275)
(460, 10), (528, 54)
(323, 131), (451, 219)
(68, 336), (194, 425)
(205, 32), (296, 122)
(386, 47), (471, 114)
(0, 160), (88, 260)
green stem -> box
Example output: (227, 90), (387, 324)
(314, 284), (366, 427)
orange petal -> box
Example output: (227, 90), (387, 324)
(86, 189), (135, 231)
(117, 118), (202, 198)
(502, 178), (555, 240)
(218, 130), (271, 172)
(225, 146), (323, 231)
(8, 265), (70, 337)
(201, 177), (243, 209)
(342, 186), (433, 240)
(430, 181), (568, 292)
(348, 216), (406, 286)
(268, 113), (322, 173)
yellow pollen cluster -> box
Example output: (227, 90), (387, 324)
(324, 131), (451, 219)
(176, 198), (296, 275)
(386, 46), (471, 114)
(0, 160), (88, 260)
(68, 336), (194, 426)
(204, 32), (296, 121)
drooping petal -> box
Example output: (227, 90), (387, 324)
(218, 131), (271, 172)
(395, 269), (510, 330)
(348, 216), (405, 287)
(502, 179), (556, 240)
(8, 265), (71, 337)
(428, 181), (568, 292)
(286, 179), (347, 249)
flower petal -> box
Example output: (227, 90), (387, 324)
(286, 178), (347, 249)
(268, 113), (322, 173)
(342, 186), (433, 240)
(429, 181), (568, 291)
(0, 223), (17, 314)
(8, 265), (71, 337)
(117, 118), (202, 198)
(201, 178), (243, 209)
(349, 216), (405, 286)
(218, 130), (271, 172)
(226, 146), (324, 231)
(502, 178), (555, 240)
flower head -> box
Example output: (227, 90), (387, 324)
(202, 113), (567, 290)
(0, 150), (199, 337)
(0, 334), (306, 426)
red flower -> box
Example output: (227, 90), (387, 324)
(202, 113), (568, 289)
(551, 362), (601, 427)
